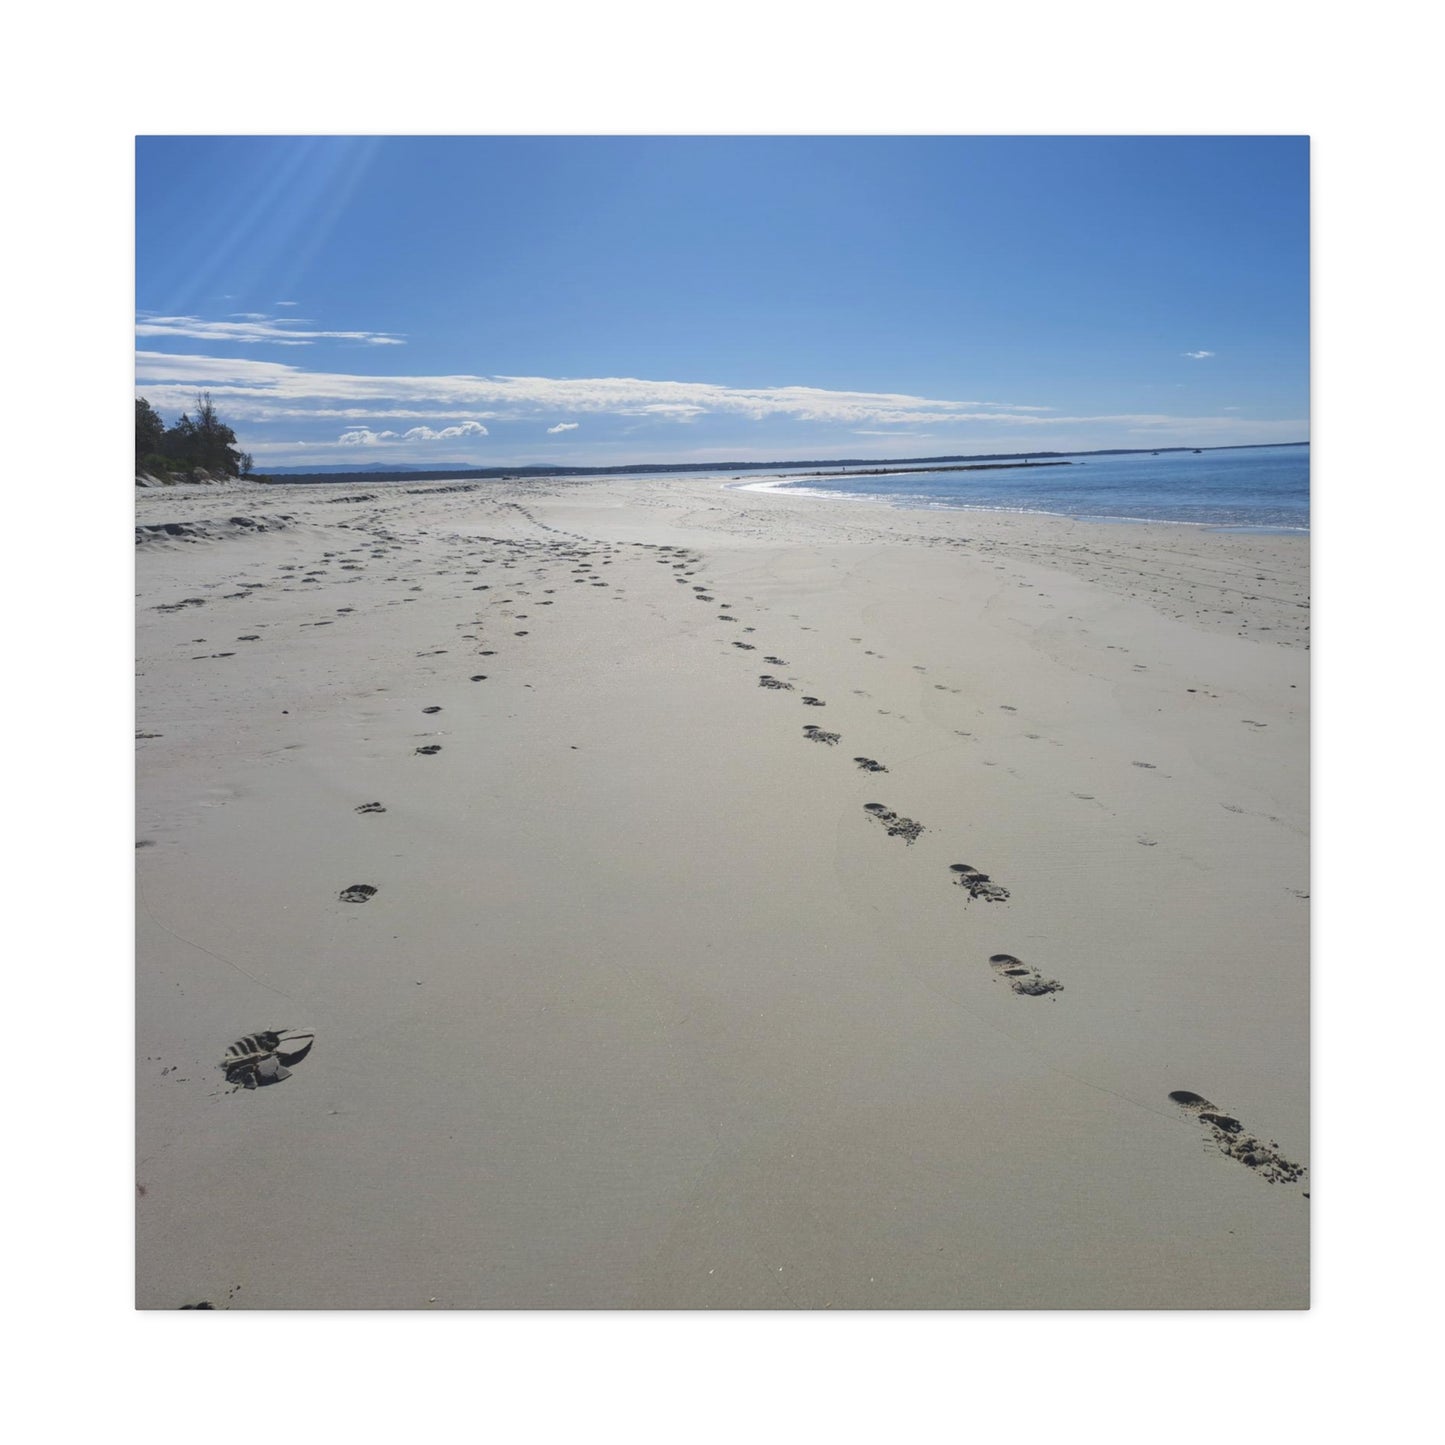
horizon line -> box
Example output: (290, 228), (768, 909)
(256, 440), (1309, 479)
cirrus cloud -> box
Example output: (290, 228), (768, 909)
(134, 350), (1052, 427)
(137, 312), (404, 347)
(134, 346), (1305, 462)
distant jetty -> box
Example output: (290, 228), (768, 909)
(797, 460), (1073, 480)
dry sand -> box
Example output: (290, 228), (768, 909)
(135, 472), (1308, 1309)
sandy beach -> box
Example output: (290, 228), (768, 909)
(135, 472), (1308, 1310)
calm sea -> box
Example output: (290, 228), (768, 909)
(737, 444), (1309, 532)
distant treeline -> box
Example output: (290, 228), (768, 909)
(136, 393), (252, 480)
(257, 441), (1307, 486)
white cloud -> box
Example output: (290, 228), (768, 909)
(1182, 350), (1216, 359)
(547, 421), (579, 434)
(133, 351), (1055, 427)
(266, 407), (505, 421)
(401, 421), (490, 441)
(137, 314), (404, 347)
(134, 349), (1307, 459)
(615, 403), (707, 421)
(337, 428), (398, 446)
(337, 420), (488, 445)
(275, 300), (299, 307)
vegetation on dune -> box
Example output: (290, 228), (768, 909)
(136, 393), (252, 481)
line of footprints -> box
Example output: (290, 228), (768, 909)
(321, 531), (1301, 1189)
(719, 556), (1305, 1190)
(336, 527), (664, 904)
(747, 605), (1045, 1008)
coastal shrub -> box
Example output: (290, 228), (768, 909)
(137, 392), (247, 478)
(135, 398), (166, 465)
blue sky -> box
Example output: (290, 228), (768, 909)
(135, 136), (1308, 468)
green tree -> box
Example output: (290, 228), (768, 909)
(162, 411), (196, 466)
(160, 392), (245, 477)
(135, 397), (166, 468)
(190, 391), (242, 475)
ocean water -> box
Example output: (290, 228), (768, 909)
(738, 444), (1309, 531)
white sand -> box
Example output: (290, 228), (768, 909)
(136, 473), (1308, 1308)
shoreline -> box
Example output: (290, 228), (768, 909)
(727, 474), (1311, 533)
(137, 472), (1308, 1308)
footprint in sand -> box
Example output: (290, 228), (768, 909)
(470, 675), (488, 681)
(764, 656), (788, 666)
(950, 863), (1010, 902)
(1168, 1091), (1306, 1184)
(221, 1029), (315, 1090)
(422, 706), (442, 714)
(338, 884), (378, 903)
(987, 953), (1062, 996)
(863, 802), (924, 843)
(733, 641), (756, 650)
(415, 744), (442, 756)
(758, 675), (793, 690)
(354, 802), (386, 814)
(801, 696), (826, 707)
(803, 725), (840, 745)
(853, 757), (888, 772)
